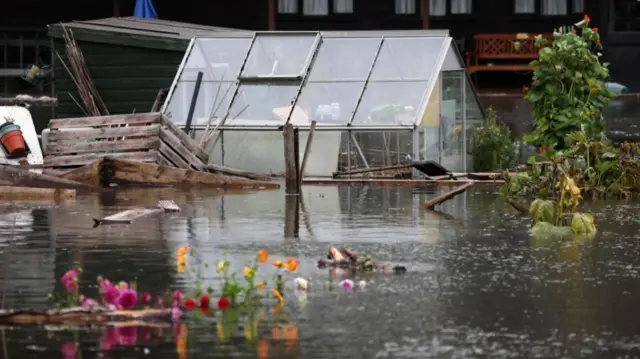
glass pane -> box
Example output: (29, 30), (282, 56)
(350, 81), (428, 126)
(242, 34), (317, 77)
(307, 38), (381, 81)
(441, 71), (464, 172)
(225, 83), (300, 125)
(294, 82), (364, 125)
(182, 38), (252, 81)
(165, 81), (235, 125)
(442, 45), (463, 71)
(369, 37), (446, 81)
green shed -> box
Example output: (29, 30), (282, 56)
(48, 17), (245, 119)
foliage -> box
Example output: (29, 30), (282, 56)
(527, 173), (597, 241)
(503, 131), (640, 199)
(471, 107), (514, 171)
(516, 15), (615, 150)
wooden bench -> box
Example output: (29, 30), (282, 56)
(465, 33), (553, 74)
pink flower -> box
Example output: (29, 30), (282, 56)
(104, 286), (121, 304)
(98, 279), (112, 295)
(156, 295), (165, 307)
(61, 342), (78, 359)
(140, 292), (152, 306)
(61, 269), (79, 293)
(81, 298), (100, 308)
(117, 327), (137, 346)
(116, 289), (138, 309)
(339, 279), (354, 291)
(101, 327), (119, 351)
(171, 306), (183, 321)
(172, 290), (183, 306)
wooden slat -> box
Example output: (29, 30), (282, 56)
(157, 142), (190, 169)
(157, 200), (180, 212)
(49, 113), (162, 129)
(160, 115), (209, 163)
(93, 208), (163, 225)
(44, 150), (159, 168)
(155, 152), (176, 168)
(46, 138), (159, 155)
(48, 124), (161, 141)
(158, 127), (203, 171)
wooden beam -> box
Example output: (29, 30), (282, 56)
(48, 113), (162, 129)
(0, 186), (75, 201)
(43, 150), (159, 168)
(47, 124), (160, 141)
(0, 165), (94, 191)
(46, 138), (159, 155)
(160, 115), (209, 163)
(423, 182), (473, 210)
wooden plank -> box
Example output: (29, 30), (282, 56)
(49, 113), (162, 129)
(101, 157), (279, 189)
(158, 127), (203, 171)
(0, 186), (76, 201)
(44, 151), (158, 168)
(48, 124), (161, 141)
(157, 142), (190, 169)
(160, 115), (209, 163)
(56, 160), (102, 187)
(204, 163), (272, 181)
(155, 152), (176, 168)
(158, 200), (180, 212)
(46, 138), (160, 155)
(424, 182), (474, 210)
(92, 208), (163, 226)
(0, 165), (94, 191)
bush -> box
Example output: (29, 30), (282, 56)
(471, 107), (514, 172)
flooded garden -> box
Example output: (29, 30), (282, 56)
(0, 186), (640, 358)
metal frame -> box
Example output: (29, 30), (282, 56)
(161, 37), (196, 114)
(347, 37), (384, 125)
(285, 33), (322, 124)
(191, 125), (414, 131)
(462, 71), (467, 172)
(415, 37), (452, 130)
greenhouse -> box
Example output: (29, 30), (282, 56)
(161, 30), (485, 177)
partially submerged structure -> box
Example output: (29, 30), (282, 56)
(162, 30), (485, 176)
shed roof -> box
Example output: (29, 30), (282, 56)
(48, 17), (247, 51)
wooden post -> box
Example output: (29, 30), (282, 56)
(284, 195), (300, 239)
(283, 124), (298, 195)
(293, 128), (300, 193)
(299, 120), (316, 186)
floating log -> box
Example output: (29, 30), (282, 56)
(0, 307), (172, 326)
(0, 186), (75, 201)
(204, 163), (272, 181)
(0, 164), (94, 191)
(92, 200), (181, 226)
(59, 158), (279, 189)
(423, 182), (474, 210)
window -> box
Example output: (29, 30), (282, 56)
(278, 0), (297, 14)
(541, 0), (567, 15)
(395, 0), (416, 14)
(333, 0), (354, 13)
(451, 0), (472, 14)
(514, 0), (535, 14)
(303, 0), (329, 15)
(430, 0), (446, 15)
(613, 0), (640, 32)
(572, 0), (584, 13)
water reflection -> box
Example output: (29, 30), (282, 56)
(1, 186), (640, 357)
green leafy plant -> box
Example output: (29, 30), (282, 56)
(471, 107), (514, 171)
(517, 15), (615, 150)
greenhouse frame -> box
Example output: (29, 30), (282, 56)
(161, 30), (485, 177)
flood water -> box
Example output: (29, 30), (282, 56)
(1, 185), (640, 358)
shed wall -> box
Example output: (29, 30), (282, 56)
(52, 39), (185, 119)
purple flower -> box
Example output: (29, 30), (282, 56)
(171, 306), (183, 321)
(61, 269), (78, 293)
(104, 286), (121, 304)
(116, 289), (138, 309)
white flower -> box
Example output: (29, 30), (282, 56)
(294, 277), (308, 290)
(358, 280), (367, 289)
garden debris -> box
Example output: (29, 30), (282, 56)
(0, 307), (173, 326)
(92, 200), (180, 227)
(317, 247), (406, 274)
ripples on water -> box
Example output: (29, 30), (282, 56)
(0, 186), (640, 358)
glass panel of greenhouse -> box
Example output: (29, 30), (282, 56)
(162, 30), (485, 177)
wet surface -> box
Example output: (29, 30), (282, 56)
(1, 186), (640, 358)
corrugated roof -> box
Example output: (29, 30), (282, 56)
(49, 16), (246, 40)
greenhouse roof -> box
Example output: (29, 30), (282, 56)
(162, 30), (469, 129)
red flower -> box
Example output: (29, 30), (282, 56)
(141, 292), (152, 306)
(183, 298), (196, 310)
(540, 145), (548, 153)
(217, 297), (230, 310)
(199, 294), (210, 309)
(201, 307), (212, 316)
(584, 14), (591, 23)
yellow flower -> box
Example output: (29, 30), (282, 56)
(257, 249), (269, 264)
(272, 288), (284, 304)
(257, 280), (266, 292)
(217, 260), (228, 273)
(177, 245), (188, 255)
(286, 258), (299, 272)
(243, 266), (255, 279)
